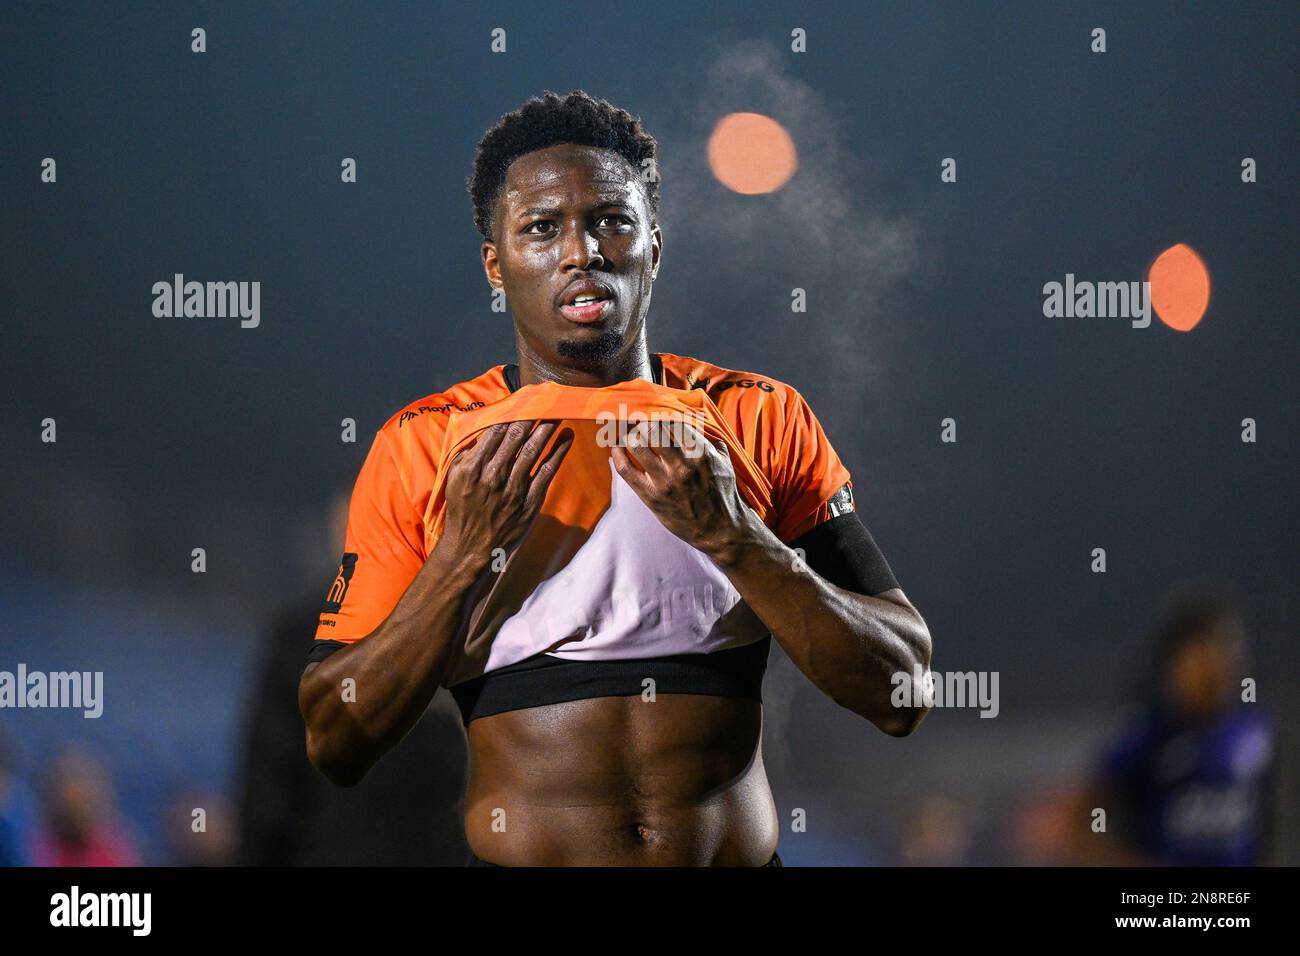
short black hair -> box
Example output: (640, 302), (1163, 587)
(1155, 591), (1244, 664)
(467, 90), (660, 242)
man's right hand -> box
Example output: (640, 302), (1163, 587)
(438, 420), (574, 564)
(301, 419), (573, 787)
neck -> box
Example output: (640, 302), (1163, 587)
(516, 332), (654, 388)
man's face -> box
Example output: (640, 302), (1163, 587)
(482, 143), (661, 371)
(1166, 626), (1241, 718)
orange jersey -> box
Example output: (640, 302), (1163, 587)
(315, 352), (851, 685)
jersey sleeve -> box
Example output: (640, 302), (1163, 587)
(314, 428), (427, 646)
(769, 387), (853, 544)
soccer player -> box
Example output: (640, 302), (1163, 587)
(299, 90), (933, 866)
(1092, 595), (1278, 866)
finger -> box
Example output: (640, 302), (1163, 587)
(610, 443), (652, 492)
(646, 420), (683, 461)
(465, 422), (512, 470)
(524, 427), (574, 513)
(665, 421), (707, 466)
(711, 439), (739, 478)
(509, 420), (561, 486)
(485, 420), (538, 476)
(621, 421), (665, 476)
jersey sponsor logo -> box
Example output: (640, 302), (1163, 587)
(322, 552), (358, 613)
(398, 401), (486, 426)
(685, 374), (776, 394)
(827, 482), (855, 517)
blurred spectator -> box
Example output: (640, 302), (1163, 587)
(0, 729), (39, 866)
(1088, 591), (1279, 865)
(164, 789), (237, 866)
(1008, 782), (1092, 866)
(32, 746), (141, 867)
(234, 489), (470, 865)
(898, 795), (973, 865)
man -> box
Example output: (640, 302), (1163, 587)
(299, 90), (932, 866)
(237, 490), (470, 865)
(1092, 594), (1278, 866)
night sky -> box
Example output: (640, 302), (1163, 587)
(2, 1), (1296, 859)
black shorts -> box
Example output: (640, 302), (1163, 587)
(467, 851), (783, 867)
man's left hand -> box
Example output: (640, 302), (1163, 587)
(609, 420), (759, 561)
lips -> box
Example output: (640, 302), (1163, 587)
(557, 278), (615, 306)
(557, 278), (615, 323)
(559, 299), (613, 323)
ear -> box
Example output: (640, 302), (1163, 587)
(650, 222), (663, 280)
(482, 240), (503, 289)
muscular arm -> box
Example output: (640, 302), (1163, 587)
(298, 420), (571, 786)
(297, 541), (491, 786)
(709, 509), (932, 736)
(612, 429), (932, 737)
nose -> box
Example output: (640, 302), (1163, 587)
(559, 222), (605, 272)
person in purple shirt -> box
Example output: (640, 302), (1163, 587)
(0, 730), (39, 867)
(1097, 594), (1278, 866)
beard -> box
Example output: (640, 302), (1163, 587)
(555, 328), (624, 364)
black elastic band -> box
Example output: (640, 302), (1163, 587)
(449, 636), (770, 725)
(467, 849), (783, 866)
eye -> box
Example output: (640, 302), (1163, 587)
(598, 214), (633, 230)
(523, 220), (556, 236)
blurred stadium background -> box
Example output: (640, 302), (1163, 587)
(2, 1), (1295, 865)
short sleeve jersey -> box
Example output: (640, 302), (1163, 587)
(314, 352), (852, 683)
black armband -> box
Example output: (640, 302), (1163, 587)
(791, 511), (900, 597)
(306, 639), (347, 665)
